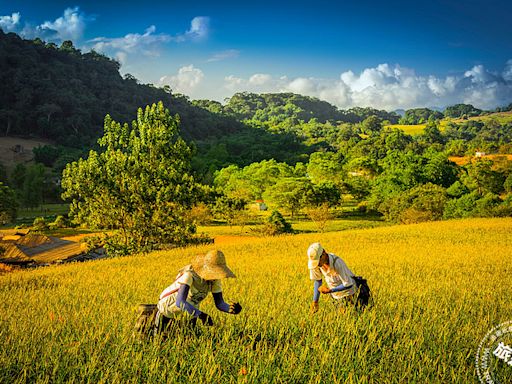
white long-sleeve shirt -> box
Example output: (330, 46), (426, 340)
(309, 253), (356, 299)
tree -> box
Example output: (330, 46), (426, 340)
(306, 152), (344, 185)
(10, 163), (26, 190)
(378, 183), (447, 223)
(306, 203), (333, 232)
(61, 102), (205, 255)
(0, 162), (7, 184)
(444, 104), (482, 118)
(264, 177), (312, 218)
(0, 182), (17, 224)
(360, 115), (383, 135)
(264, 210), (292, 235)
(461, 159), (505, 195)
(22, 164), (46, 208)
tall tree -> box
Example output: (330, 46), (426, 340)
(61, 102), (204, 255)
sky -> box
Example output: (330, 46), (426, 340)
(1, 0), (512, 110)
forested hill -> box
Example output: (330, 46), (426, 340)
(0, 30), (242, 146)
(0, 30), (404, 149)
(195, 93), (401, 125)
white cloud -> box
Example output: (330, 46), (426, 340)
(249, 73), (272, 86)
(90, 25), (172, 57)
(89, 17), (209, 64)
(37, 7), (88, 41)
(207, 49), (239, 62)
(159, 65), (204, 94)
(223, 61), (512, 110)
(0, 12), (21, 31)
(174, 16), (209, 42)
(1, 8), (91, 42)
(503, 60), (512, 82)
(184, 16), (209, 40)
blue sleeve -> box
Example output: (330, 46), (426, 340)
(175, 284), (201, 317)
(330, 284), (353, 293)
(313, 279), (322, 302)
(213, 292), (230, 313)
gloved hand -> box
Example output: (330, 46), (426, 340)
(310, 301), (319, 314)
(198, 312), (214, 326)
(318, 286), (331, 294)
(229, 302), (242, 315)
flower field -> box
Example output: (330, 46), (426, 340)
(1, 218), (511, 383)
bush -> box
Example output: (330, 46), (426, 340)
(52, 215), (68, 229)
(188, 203), (212, 225)
(263, 210), (292, 236)
(32, 217), (48, 231)
(379, 183), (447, 222)
(306, 204), (332, 233)
(82, 235), (105, 253)
(443, 192), (480, 219)
(473, 193), (502, 217)
(399, 208), (435, 224)
(493, 194), (512, 217)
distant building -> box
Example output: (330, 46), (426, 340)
(253, 200), (268, 211)
(11, 144), (24, 154)
(475, 151), (486, 158)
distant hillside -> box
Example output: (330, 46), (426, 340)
(0, 30), (242, 147)
(194, 92), (401, 124)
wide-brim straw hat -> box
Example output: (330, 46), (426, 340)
(192, 250), (236, 280)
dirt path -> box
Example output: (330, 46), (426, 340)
(0, 137), (54, 169)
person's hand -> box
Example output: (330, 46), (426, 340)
(318, 286), (331, 294)
(229, 302), (242, 315)
(310, 301), (319, 314)
(198, 312), (214, 326)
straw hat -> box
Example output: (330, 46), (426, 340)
(192, 250), (236, 280)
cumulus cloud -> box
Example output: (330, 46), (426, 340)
(89, 25), (172, 57)
(89, 17), (210, 62)
(36, 7), (89, 41)
(207, 49), (240, 62)
(159, 65), (204, 94)
(249, 73), (272, 86)
(1, 9), (208, 68)
(0, 12), (21, 32)
(223, 62), (512, 110)
(180, 16), (209, 41)
(2, 7), (92, 42)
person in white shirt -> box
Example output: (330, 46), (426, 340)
(155, 249), (242, 333)
(307, 242), (369, 313)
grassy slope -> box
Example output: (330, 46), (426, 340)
(0, 137), (54, 172)
(386, 111), (512, 135)
(0, 218), (511, 383)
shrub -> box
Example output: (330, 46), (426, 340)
(263, 210), (293, 236)
(399, 208), (435, 224)
(306, 204), (332, 233)
(188, 203), (212, 225)
(32, 217), (48, 231)
(380, 183), (447, 222)
(473, 193), (502, 217)
(443, 192), (480, 219)
(52, 215), (68, 229)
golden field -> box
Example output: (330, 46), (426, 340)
(1, 218), (511, 383)
(386, 111), (512, 136)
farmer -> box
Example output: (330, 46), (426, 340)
(308, 242), (370, 313)
(155, 250), (242, 333)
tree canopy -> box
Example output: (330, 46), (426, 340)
(61, 102), (206, 254)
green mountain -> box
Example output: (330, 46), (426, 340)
(0, 30), (242, 147)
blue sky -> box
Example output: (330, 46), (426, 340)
(1, 0), (512, 110)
